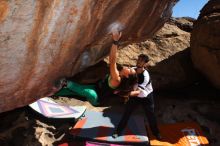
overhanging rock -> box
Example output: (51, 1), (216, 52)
(0, 0), (177, 112)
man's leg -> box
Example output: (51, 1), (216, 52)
(113, 97), (139, 138)
(142, 93), (161, 139)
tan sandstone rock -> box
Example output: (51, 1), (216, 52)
(115, 18), (197, 90)
(0, 0), (177, 112)
(191, 0), (220, 89)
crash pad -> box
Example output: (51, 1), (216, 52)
(149, 122), (209, 146)
(70, 110), (149, 145)
(29, 97), (86, 119)
(59, 141), (134, 146)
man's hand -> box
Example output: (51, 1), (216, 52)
(129, 89), (141, 97)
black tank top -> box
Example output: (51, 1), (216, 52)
(96, 74), (116, 103)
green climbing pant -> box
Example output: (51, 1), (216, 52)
(54, 80), (99, 106)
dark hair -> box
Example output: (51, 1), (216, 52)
(138, 54), (149, 63)
(116, 73), (138, 97)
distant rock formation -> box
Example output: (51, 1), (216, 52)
(115, 17), (197, 90)
(191, 0), (220, 89)
(0, 0), (177, 112)
(169, 17), (195, 32)
(114, 18), (191, 66)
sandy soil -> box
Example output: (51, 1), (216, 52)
(0, 85), (219, 146)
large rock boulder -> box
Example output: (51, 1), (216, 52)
(150, 48), (200, 90)
(191, 0), (220, 89)
(116, 20), (191, 66)
(0, 0), (177, 112)
(115, 18), (197, 90)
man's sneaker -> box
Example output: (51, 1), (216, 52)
(112, 130), (121, 139)
(112, 133), (119, 139)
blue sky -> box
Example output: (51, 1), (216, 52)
(172, 0), (208, 19)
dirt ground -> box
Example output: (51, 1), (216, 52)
(0, 83), (219, 146)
